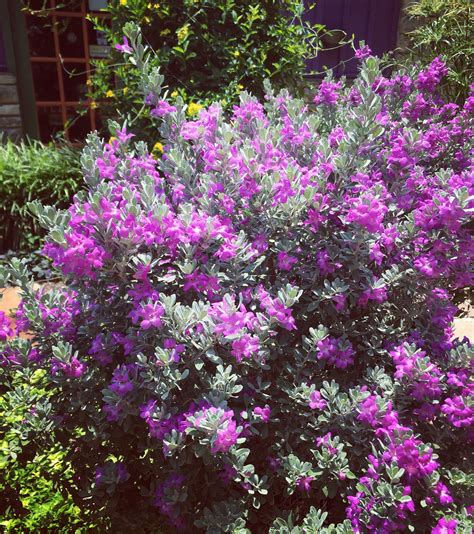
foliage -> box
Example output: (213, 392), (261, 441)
(401, 0), (473, 103)
(0, 368), (95, 532)
(1, 31), (473, 532)
(87, 0), (326, 141)
(0, 139), (82, 254)
(0, 250), (55, 283)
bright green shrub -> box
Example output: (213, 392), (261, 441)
(0, 368), (95, 532)
(0, 139), (82, 253)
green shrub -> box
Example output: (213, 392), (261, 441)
(401, 0), (473, 103)
(88, 0), (326, 141)
(0, 139), (82, 253)
(0, 368), (95, 532)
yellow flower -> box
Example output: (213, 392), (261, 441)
(108, 136), (117, 144)
(152, 141), (164, 159)
(187, 102), (203, 117)
(153, 141), (164, 153)
(176, 23), (190, 43)
(160, 28), (171, 36)
(106, 89), (115, 98)
(120, 0), (127, 5)
(171, 90), (178, 98)
(233, 50), (240, 57)
(90, 101), (98, 109)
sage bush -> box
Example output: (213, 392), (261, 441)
(1, 33), (473, 533)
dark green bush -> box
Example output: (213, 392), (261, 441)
(0, 139), (82, 253)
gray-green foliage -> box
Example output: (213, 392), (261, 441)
(0, 40), (473, 532)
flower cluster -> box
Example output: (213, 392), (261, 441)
(1, 52), (472, 532)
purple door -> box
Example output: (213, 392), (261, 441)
(305, 0), (402, 77)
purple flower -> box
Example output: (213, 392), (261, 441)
(441, 396), (474, 428)
(314, 80), (342, 106)
(309, 390), (327, 410)
(151, 100), (177, 118)
(231, 334), (260, 362)
(433, 482), (454, 505)
(417, 57), (448, 93)
(184, 272), (220, 296)
(139, 400), (157, 421)
(109, 364), (134, 396)
(432, 518), (458, 534)
(316, 337), (355, 368)
(296, 475), (314, 492)
(346, 193), (387, 233)
(212, 418), (239, 453)
(258, 287), (296, 331)
(103, 403), (121, 422)
(0, 312), (13, 341)
(129, 299), (164, 330)
(253, 405), (271, 422)
(355, 44), (372, 59)
(277, 251), (298, 271)
(115, 36), (132, 54)
(51, 356), (86, 378)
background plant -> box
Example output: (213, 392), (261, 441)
(88, 0), (327, 141)
(0, 30), (473, 532)
(0, 139), (82, 254)
(400, 0), (473, 103)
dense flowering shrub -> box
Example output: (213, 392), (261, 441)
(1, 33), (473, 532)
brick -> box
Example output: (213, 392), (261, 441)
(0, 104), (20, 116)
(0, 84), (19, 104)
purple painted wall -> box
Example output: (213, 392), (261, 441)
(305, 0), (402, 77)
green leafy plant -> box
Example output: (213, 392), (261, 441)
(401, 0), (473, 103)
(0, 368), (96, 532)
(0, 139), (82, 254)
(87, 0), (327, 140)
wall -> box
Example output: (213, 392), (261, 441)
(0, 73), (22, 140)
(0, 0), (39, 140)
